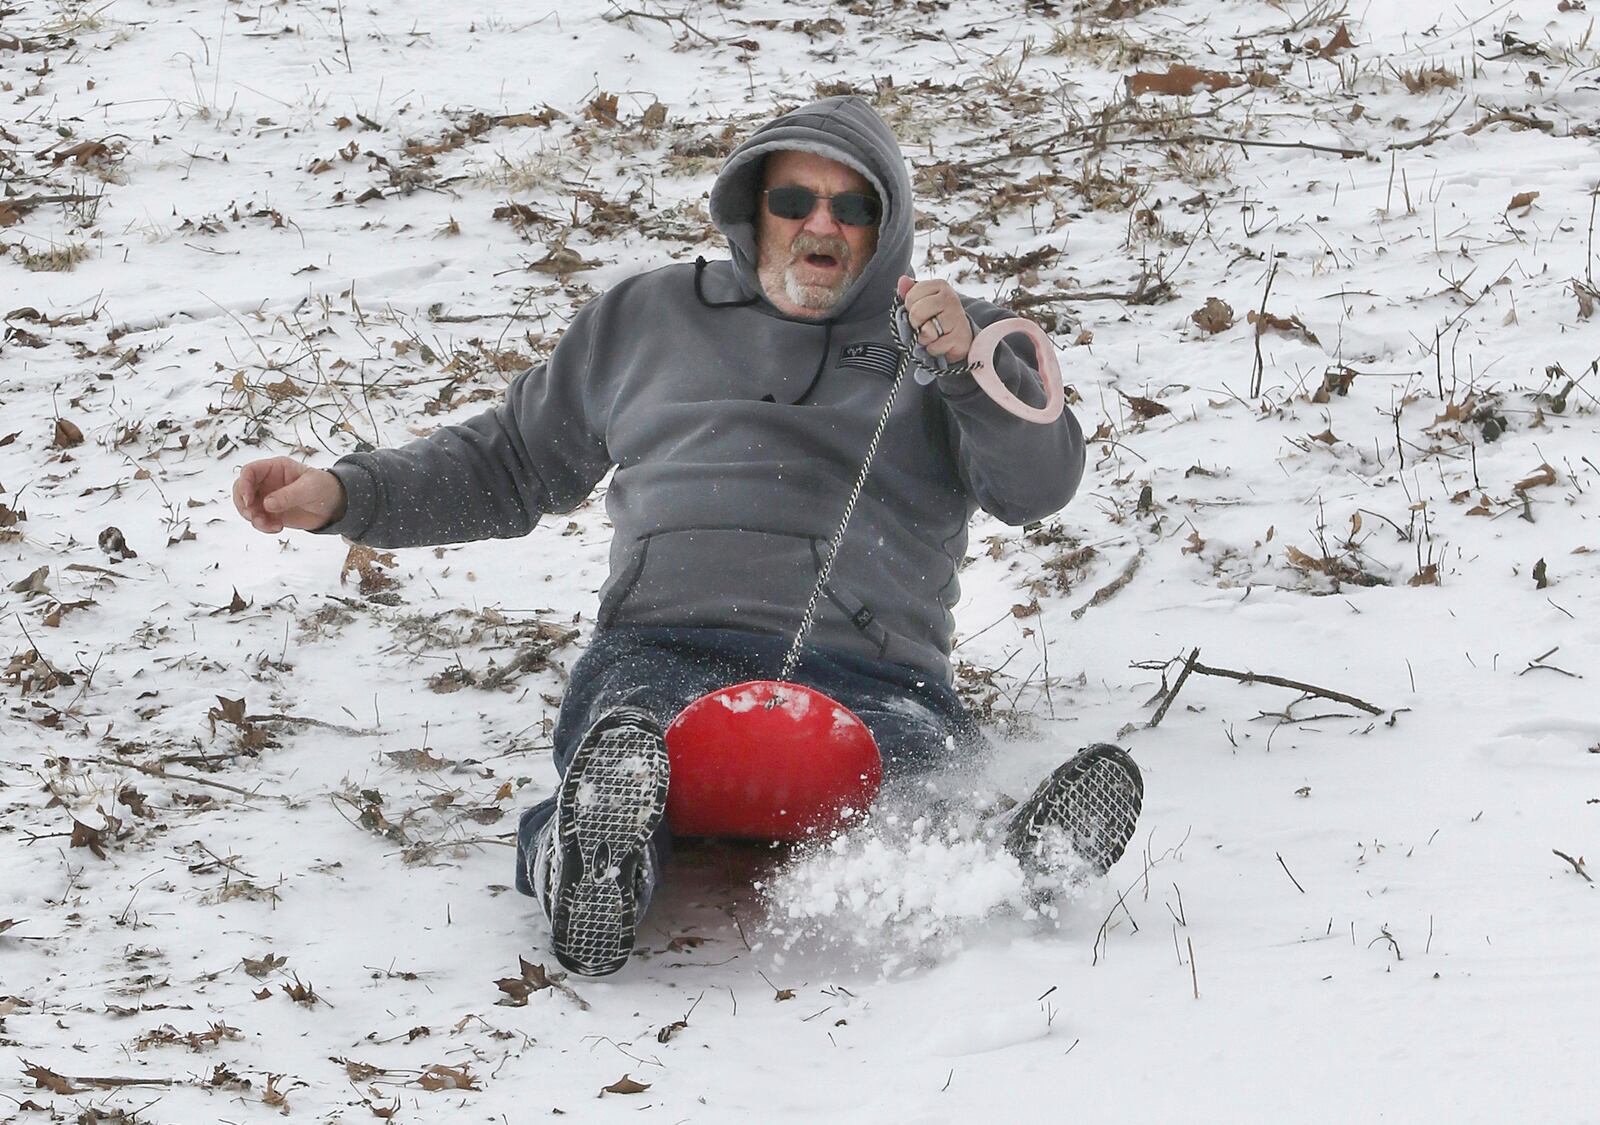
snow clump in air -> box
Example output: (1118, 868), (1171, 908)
(755, 809), (1092, 975)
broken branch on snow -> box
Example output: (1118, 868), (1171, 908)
(1140, 646), (1384, 723)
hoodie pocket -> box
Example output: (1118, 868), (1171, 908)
(595, 526), (888, 657)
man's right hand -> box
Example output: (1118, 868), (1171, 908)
(233, 457), (346, 534)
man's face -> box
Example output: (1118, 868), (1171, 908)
(755, 150), (881, 319)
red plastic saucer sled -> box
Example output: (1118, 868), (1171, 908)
(664, 681), (882, 841)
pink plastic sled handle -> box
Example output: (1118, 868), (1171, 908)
(967, 317), (1064, 425)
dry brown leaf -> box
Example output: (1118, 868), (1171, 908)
(585, 91), (620, 127)
(70, 817), (109, 860)
(1181, 530), (1206, 555)
(243, 952), (287, 977)
(1284, 545), (1322, 571)
(210, 695), (247, 728)
(1313, 24), (1355, 58)
(1119, 390), (1171, 420)
(117, 785), (151, 818)
(8, 565), (48, 595)
(640, 101), (667, 130)
(496, 108), (559, 128)
(1409, 564), (1440, 586)
(98, 526), (136, 561)
(1506, 190), (1539, 212)
(53, 140), (109, 166)
(1312, 366), (1357, 402)
(1574, 281), (1597, 320)
(1247, 309), (1321, 346)
(1190, 296), (1234, 334)
(418, 1064), (479, 1092)
(1400, 65), (1459, 93)
(263, 1074), (290, 1109)
(602, 1074), (651, 1095)
(1514, 463), (1556, 492)
(52, 418), (84, 448)
(1308, 429), (1338, 444)
(23, 1062), (80, 1094)
(1432, 394), (1477, 424)
(1127, 65), (1235, 96)
(341, 544), (397, 593)
(384, 748), (454, 771)
(280, 974), (317, 1005)
(492, 201), (548, 228)
(528, 245), (598, 276)
(0, 201), (20, 227)
(263, 376), (305, 400)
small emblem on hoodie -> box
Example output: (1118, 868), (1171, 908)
(839, 342), (900, 381)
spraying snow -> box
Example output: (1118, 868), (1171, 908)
(755, 801), (1094, 975)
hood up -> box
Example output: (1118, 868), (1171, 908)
(707, 95), (914, 323)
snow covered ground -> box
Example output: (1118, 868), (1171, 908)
(3, 0), (1598, 1119)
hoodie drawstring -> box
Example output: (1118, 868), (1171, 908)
(786, 320), (833, 407)
(694, 256), (836, 407)
(693, 256), (760, 310)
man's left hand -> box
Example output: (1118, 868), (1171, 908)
(897, 275), (973, 364)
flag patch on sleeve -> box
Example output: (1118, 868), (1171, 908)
(839, 342), (901, 381)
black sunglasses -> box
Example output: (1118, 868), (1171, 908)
(763, 186), (882, 228)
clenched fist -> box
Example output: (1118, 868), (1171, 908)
(896, 275), (974, 363)
(233, 457), (346, 535)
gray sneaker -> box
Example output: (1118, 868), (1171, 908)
(1004, 744), (1143, 877)
(535, 707), (669, 977)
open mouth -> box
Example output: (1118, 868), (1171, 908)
(802, 252), (841, 269)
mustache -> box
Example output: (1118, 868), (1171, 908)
(788, 232), (851, 266)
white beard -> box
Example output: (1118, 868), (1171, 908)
(781, 264), (848, 313)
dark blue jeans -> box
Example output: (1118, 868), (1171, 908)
(514, 626), (987, 896)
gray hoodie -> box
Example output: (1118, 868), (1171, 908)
(319, 96), (1086, 683)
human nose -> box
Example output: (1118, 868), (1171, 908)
(801, 198), (841, 235)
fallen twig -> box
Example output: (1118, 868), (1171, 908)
(1191, 660), (1382, 715)
(1552, 848), (1592, 883)
(1142, 646), (1384, 717)
(1147, 647), (1200, 728)
(86, 757), (289, 803)
(1007, 266), (1173, 307)
(1073, 549), (1144, 620)
(1518, 646), (1581, 679)
(1276, 851), (1306, 893)
(245, 712), (380, 736)
(1250, 262), (1278, 398)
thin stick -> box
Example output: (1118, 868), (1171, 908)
(1072, 549), (1144, 621)
(1276, 851), (1306, 893)
(1148, 647), (1200, 728)
(1186, 936), (1199, 999)
(336, 0), (352, 72)
(86, 756), (287, 803)
(1552, 848), (1592, 883)
(1190, 659), (1383, 715)
(245, 712), (378, 736)
(1250, 263), (1279, 398)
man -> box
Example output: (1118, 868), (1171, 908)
(233, 96), (1143, 977)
